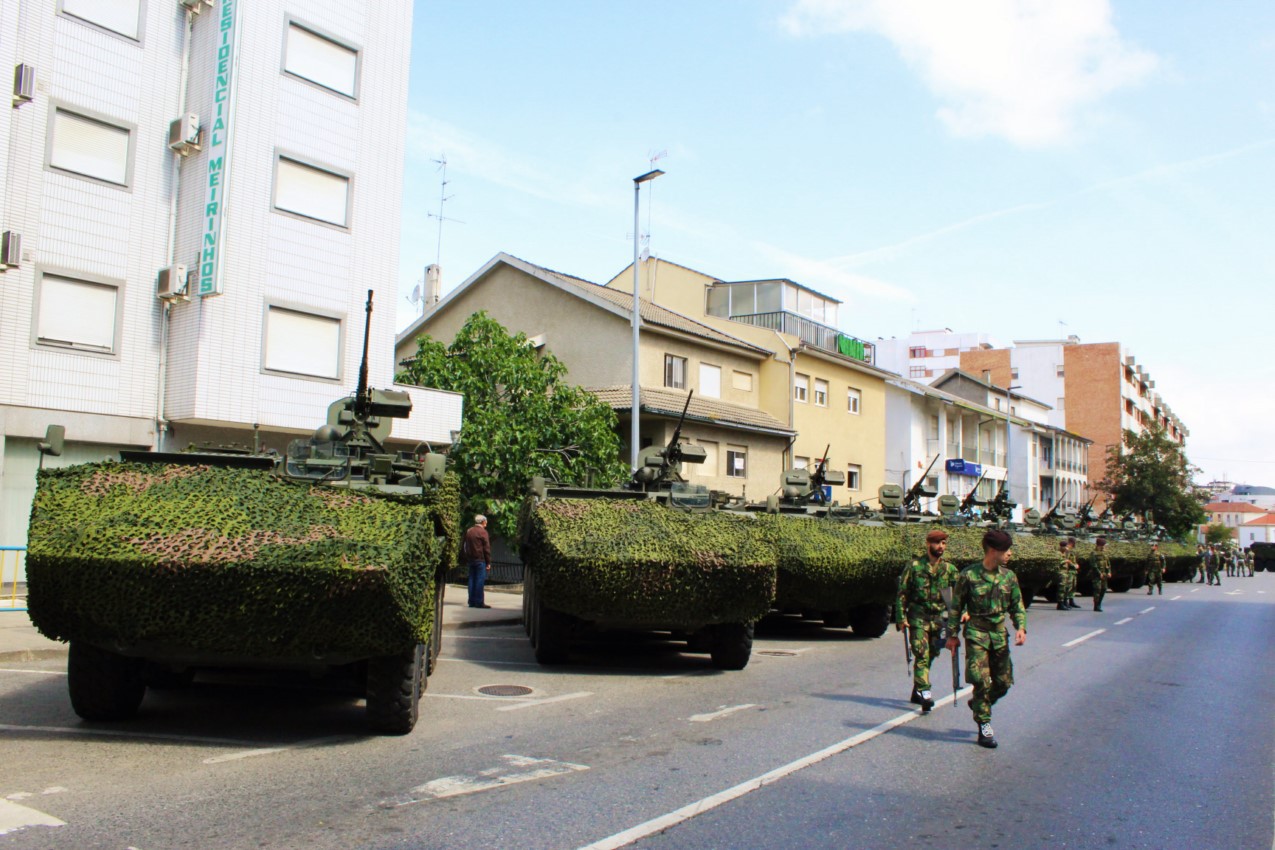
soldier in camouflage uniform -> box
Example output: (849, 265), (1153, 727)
(895, 528), (961, 712)
(946, 528), (1027, 749)
(1205, 545), (1221, 586)
(1056, 537), (1080, 610)
(1145, 542), (1165, 595)
(1085, 536), (1112, 612)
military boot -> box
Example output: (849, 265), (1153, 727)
(1068, 600), (1082, 609)
(977, 723), (997, 748)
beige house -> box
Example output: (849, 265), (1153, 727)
(394, 254), (794, 498)
(605, 259), (890, 504)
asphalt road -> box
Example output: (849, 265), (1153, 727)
(1, 577), (1272, 850)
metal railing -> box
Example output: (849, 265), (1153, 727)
(729, 312), (875, 364)
(1, 547), (27, 612)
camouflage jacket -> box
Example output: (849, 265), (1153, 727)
(953, 564), (1027, 636)
(1086, 551), (1112, 581)
(1147, 552), (1166, 574)
(1060, 553), (1078, 573)
(895, 557), (960, 625)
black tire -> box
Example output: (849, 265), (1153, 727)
(1109, 576), (1133, 593)
(1021, 588), (1035, 609)
(68, 641), (145, 721)
(366, 643), (424, 735)
(428, 574), (446, 676)
(143, 663), (195, 690)
(533, 594), (570, 665)
(848, 604), (890, 638)
(709, 622), (753, 670)
(821, 610), (852, 629)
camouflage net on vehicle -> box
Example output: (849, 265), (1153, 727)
(26, 463), (460, 660)
(521, 498), (776, 627)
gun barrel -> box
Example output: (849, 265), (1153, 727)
(355, 289), (373, 416)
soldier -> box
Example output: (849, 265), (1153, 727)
(1146, 542), (1165, 596)
(1085, 537), (1112, 612)
(1246, 548), (1255, 577)
(1195, 544), (1207, 583)
(1056, 538), (1079, 610)
(1205, 545), (1222, 586)
(895, 528), (961, 712)
(946, 528), (1026, 749)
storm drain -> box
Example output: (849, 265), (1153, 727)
(756, 650), (798, 658)
(477, 684), (535, 698)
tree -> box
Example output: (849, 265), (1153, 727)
(397, 311), (628, 541)
(1204, 523), (1233, 546)
(1098, 425), (1206, 539)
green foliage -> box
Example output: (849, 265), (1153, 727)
(26, 463), (460, 659)
(1204, 523), (1233, 545)
(398, 311), (629, 542)
(1099, 426), (1206, 538)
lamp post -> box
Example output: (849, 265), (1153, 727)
(1004, 384), (1021, 500)
(630, 168), (663, 472)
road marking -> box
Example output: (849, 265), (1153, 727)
(1225, 590), (1243, 596)
(426, 692), (531, 703)
(435, 658), (540, 667)
(0, 799), (65, 836)
(202, 736), (354, 765)
(388, 755), (589, 806)
(443, 635), (526, 641)
(497, 691), (592, 712)
(1114, 618), (1133, 626)
(0, 723), (255, 747)
(690, 704), (757, 723)
(660, 671), (716, 680)
(577, 690), (970, 850)
(1191, 588), (1201, 593)
(5, 789), (66, 801)
(1139, 607), (1155, 614)
(0, 669), (66, 676)
(1170, 595), (1183, 600)
(1062, 629), (1106, 648)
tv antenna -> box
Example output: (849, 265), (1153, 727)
(427, 155), (464, 267)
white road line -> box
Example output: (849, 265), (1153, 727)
(425, 692), (530, 703)
(0, 669), (66, 676)
(0, 723), (255, 747)
(577, 690), (971, 850)
(1170, 595), (1183, 600)
(497, 691), (592, 712)
(1191, 588), (1201, 593)
(0, 799), (64, 836)
(443, 635), (526, 641)
(1225, 590), (1243, 596)
(391, 755), (588, 805)
(201, 736), (354, 765)
(1114, 618), (1134, 626)
(1062, 629), (1106, 648)
(1139, 607), (1156, 614)
(659, 671), (715, 680)
(690, 704), (757, 723)
(435, 658), (540, 667)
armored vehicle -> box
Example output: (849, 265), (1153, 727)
(1252, 542), (1274, 573)
(26, 293), (458, 735)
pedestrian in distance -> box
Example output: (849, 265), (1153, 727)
(1193, 545), (1206, 583)
(895, 528), (961, 712)
(1086, 537), (1112, 611)
(1056, 537), (1080, 610)
(1205, 545), (1222, 586)
(947, 528), (1027, 749)
(1245, 549), (1255, 577)
(1146, 542), (1165, 596)
(462, 514), (492, 608)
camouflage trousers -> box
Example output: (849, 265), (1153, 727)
(964, 628), (1012, 724)
(906, 618), (947, 692)
(1058, 571), (1077, 604)
(1146, 569), (1162, 594)
(1091, 578), (1107, 609)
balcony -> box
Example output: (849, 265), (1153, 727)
(730, 312), (875, 364)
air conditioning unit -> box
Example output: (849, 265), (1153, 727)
(168, 113), (201, 155)
(12, 63), (35, 107)
(0, 231), (21, 268)
(157, 264), (189, 301)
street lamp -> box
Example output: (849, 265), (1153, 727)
(630, 168), (664, 472)
(1004, 384), (1021, 501)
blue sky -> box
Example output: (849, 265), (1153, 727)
(399, 0), (1275, 488)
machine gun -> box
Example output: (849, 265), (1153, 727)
(985, 479), (1017, 522)
(1039, 495), (1067, 528)
(807, 445), (836, 506)
(958, 470), (990, 515)
(900, 454), (941, 516)
(1076, 494), (1099, 528)
(632, 390), (706, 491)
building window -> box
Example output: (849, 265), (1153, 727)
(698, 441), (719, 477)
(699, 363), (722, 398)
(263, 305), (342, 380)
(794, 373), (809, 403)
(909, 366), (926, 378)
(1057, 396), (1065, 411)
(284, 22), (359, 98)
(61, 0), (140, 40)
(727, 446), (747, 478)
(274, 155), (351, 227)
(732, 370), (753, 392)
(1055, 364), (1065, 377)
(664, 354), (687, 389)
(909, 347), (926, 358)
(1010, 367), (1019, 379)
(794, 456), (809, 470)
(814, 378), (829, 407)
(982, 370), (992, 382)
(846, 463), (861, 491)
(48, 108), (131, 186)
(35, 273), (120, 354)
(847, 387), (861, 414)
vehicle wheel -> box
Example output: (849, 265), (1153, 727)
(68, 641), (145, 721)
(1021, 588), (1035, 608)
(821, 610), (851, 629)
(709, 622), (753, 670)
(685, 628), (713, 654)
(848, 604), (890, 638)
(534, 596), (570, 665)
(1109, 576), (1133, 593)
(366, 642), (424, 735)
(428, 574), (446, 676)
(1041, 585), (1059, 603)
(143, 663), (194, 690)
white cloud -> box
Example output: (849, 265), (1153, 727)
(781, 0), (1158, 146)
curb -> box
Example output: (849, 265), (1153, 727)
(444, 616), (522, 631)
(0, 648), (67, 663)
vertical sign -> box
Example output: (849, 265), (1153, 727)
(197, 0), (239, 297)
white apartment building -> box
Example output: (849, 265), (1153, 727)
(874, 329), (1000, 384)
(0, 1), (459, 556)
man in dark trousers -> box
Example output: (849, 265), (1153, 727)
(1086, 537), (1112, 611)
(463, 514), (492, 608)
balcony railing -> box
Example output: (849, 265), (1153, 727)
(730, 312), (875, 364)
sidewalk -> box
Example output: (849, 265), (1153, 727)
(0, 584), (523, 663)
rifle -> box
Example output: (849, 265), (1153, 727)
(959, 470), (989, 514)
(1077, 494), (1098, 527)
(1040, 494), (1067, 526)
(940, 586), (960, 713)
(809, 444), (831, 505)
(903, 627), (913, 678)
(901, 454), (941, 515)
(353, 289), (375, 421)
(987, 479), (1016, 521)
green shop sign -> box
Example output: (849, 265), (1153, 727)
(198, 0), (238, 297)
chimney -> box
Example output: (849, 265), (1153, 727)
(425, 264), (442, 306)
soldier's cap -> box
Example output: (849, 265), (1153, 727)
(1096, 536), (1107, 546)
(1066, 536), (1077, 546)
(925, 529), (949, 543)
(982, 528), (1012, 552)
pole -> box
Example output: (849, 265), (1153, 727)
(630, 180), (641, 473)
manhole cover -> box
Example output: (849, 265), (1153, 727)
(756, 650), (797, 657)
(477, 684), (534, 698)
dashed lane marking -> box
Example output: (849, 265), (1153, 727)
(1140, 607), (1156, 614)
(1191, 588), (1202, 593)
(1114, 618), (1134, 625)
(202, 736), (355, 764)
(0, 799), (65, 836)
(0, 723), (255, 747)
(0, 669), (66, 676)
(1170, 595), (1183, 600)
(497, 691), (592, 712)
(690, 704), (758, 723)
(1062, 629), (1106, 648)
(385, 755), (589, 806)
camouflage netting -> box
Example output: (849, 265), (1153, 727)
(27, 463), (460, 660)
(520, 498), (776, 627)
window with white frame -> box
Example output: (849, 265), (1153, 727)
(274, 156), (350, 227)
(847, 387), (861, 414)
(732, 370), (753, 392)
(1056, 364), (1065, 377)
(36, 273), (119, 353)
(1057, 396), (1065, 411)
(264, 306), (341, 379)
(909, 366), (926, 378)
(664, 354), (687, 389)
(1011, 367), (1019, 379)
(846, 463), (861, 491)
(794, 456), (809, 469)
(284, 23), (359, 98)
(727, 446), (748, 478)
(699, 363), (721, 398)
(814, 378), (828, 407)
(698, 441), (719, 476)
(61, 0), (140, 39)
(794, 373), (809, 403)
(49, 108), (131, 186)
